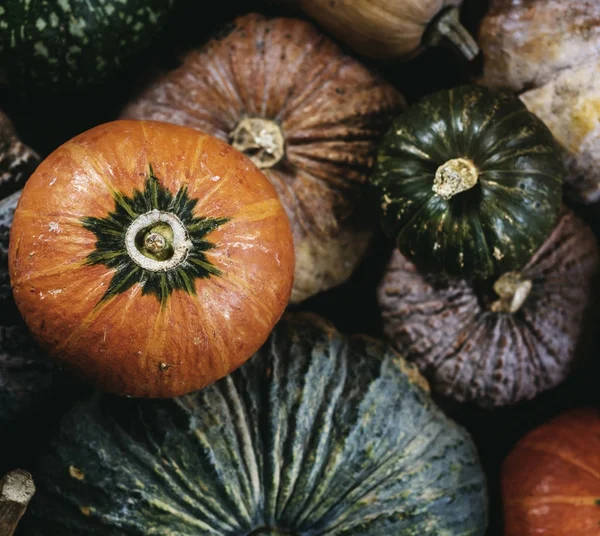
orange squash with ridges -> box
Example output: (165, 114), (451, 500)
(8, 120), (295, 398)
(502, 408), (600, 535)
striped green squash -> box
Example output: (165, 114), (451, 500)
(22, 313), (488, 535)
(0, 0), (175, 88)
(370, 85), (564, 279)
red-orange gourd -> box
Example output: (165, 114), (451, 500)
(502, 408), (600, 536)
(8, 120), (295, 398)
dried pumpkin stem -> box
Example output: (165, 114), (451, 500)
(0, 469), (36, 536)
(424, 7), (479, 61)
(433, 157), (479, 199)
(490, 271), (532, 314)
(229, 117), (285, 169)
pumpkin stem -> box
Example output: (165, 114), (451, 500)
(490, 272), (532, 314)
(433, 158), (478, 200)
(0, 469), (36, 536)
(424, 7), (479, 61)
(125, 209), (193, 272)
(229, 117), (285, 169)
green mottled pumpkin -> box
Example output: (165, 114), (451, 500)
(0, 0), (175, 88)
(370, 85), (563, 279)
(22, 313), (488, 535)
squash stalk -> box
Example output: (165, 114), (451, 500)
(424, 7), (479, 61)
(229, 117), (285, 169)
(125, 209), (193, 272)
(490, 272), (532, 314)
(433, 157), (478, 199)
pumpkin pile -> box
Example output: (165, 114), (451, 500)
(0, 2), (598, 536)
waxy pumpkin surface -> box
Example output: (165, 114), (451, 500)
(8, 120), (295, 398)
(22, 313), (488, 536)
(371, 85), (563, 280)
(502, 408), (600, 535)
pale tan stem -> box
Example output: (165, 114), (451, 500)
(425, 7), (479, 61)
(490, 272), (532, 314)
(229, 117), (285, 169)
(433, 158), (479, 200)
(0, 469), (36, 536)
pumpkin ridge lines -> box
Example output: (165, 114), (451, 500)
(221, 375), (262, 517)
(506, 495), (600, 507)
(521, 442), (600, 480)
(279, 337), (350, 526)
(91, 403), (230, 531)
(277, 43), (345, 126)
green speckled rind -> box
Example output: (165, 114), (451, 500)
(371, 85), (563, 279)
(0, 0), (175, 88)
(22, 313), (488, 535)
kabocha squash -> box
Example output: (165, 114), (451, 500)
(377, 208), (599, 408)
(370, 85), (563, 279)
(478, 0), (600, 204)
(502, 408), (600, 535)
(22, 313), (489, 535)
(0, 111), (39, 200)
(121, 13), (405, 303)
(0, 0), (176, 88)
(8, 120), (294, 399)
(279, 0), (479, 61)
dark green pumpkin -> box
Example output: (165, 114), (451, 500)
(22, 313), (488, 535)
(370, 85), (563, 279)
(0, 0), (175, 88)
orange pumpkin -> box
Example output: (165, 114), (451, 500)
(8, 120), (294, 398)
(502, 408), (600, 536)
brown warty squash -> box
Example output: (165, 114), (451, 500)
(478, 0), (600, 203)
(0, 110), (39, 199)
(8, 120), (294, 399)
(502, 408), (600, 536)
(377, 208), (599, 408)
(121, 13), (405, 303)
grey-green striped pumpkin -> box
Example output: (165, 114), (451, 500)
(370, 85), (564, 280)
(0, 0), (175, 88)
(22, 313), (488, 535)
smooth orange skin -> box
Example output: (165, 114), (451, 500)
(8, 120), (295, 398)
(502, 408), (600, 535)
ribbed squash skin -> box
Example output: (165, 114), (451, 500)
(22, 314), (488, 535)
(0, 0), (175, 88)
(371, 85), (563, 279)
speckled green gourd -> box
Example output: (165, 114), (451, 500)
(370, 85), (563, 279)
(0, 0), (175, 88)
(22, 313), (488, 535)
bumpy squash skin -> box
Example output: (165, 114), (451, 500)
(22, 313), (488, 535)
(0, 111), (39, 199)
(377, 208), (599, 408)
(121, 13), (404, 303)
(478, 0), (600, 93)
(371, 85), (563, 279)
(8, 120), (295, 399)
(0, 0), (175, 88)
(502, 408), (600, 536)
